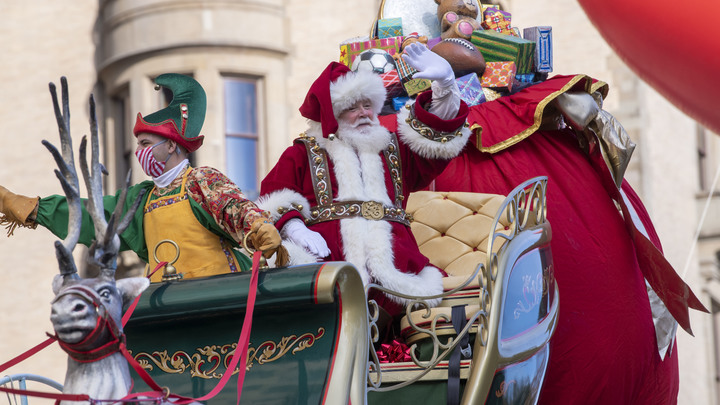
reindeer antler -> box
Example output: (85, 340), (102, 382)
(44, 78), (146, 282)
(42, 77), (81, 283)
(79, 95), (114, 273)
(80, 94), (146, 279)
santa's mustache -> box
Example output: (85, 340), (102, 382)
(352, 117), (375, 127)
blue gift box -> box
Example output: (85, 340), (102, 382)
(456, 73), (486, 106)
(392, 96), (410, 111)
(515, 73), (536, 83)
(523, 26), (553, 73)
(377, 18), (403, 39)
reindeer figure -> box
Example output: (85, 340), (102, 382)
(44, 77), (150, 404)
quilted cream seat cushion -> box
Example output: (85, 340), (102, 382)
(401, 191), (511, 344)
(406, 191), (512, 292)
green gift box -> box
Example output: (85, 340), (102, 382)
(377, 17), (403, 39)
(403, 78), (431, 96)
(471, 30), (536, 74)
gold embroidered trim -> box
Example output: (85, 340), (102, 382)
(382, 133), (404, 209)
(133, 327), (325, 379)
(306, 200), (411, 226)
(298, 133), (332, 206)
(475, 75), (609, 154)
(300, 132), (411, 227)
(404, 104), (466, 144)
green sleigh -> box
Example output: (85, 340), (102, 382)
(124, 175), (558, 404)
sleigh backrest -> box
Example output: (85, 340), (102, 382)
(371, 177), (557, 405)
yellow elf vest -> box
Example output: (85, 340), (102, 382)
(143, 168), (242, 282)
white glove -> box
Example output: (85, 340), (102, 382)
(281, 218), (331, 258)
(401, 42), (455, 87)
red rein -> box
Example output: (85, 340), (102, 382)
(1, 252), (263, 404)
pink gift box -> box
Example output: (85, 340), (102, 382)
(339, 37), (403, 68)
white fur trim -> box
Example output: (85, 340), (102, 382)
(363, 220), (444, 306)
(330, 70), (386, 117)
(323, 131), (442, 306)
(322, 132), (392, 204)
(396, 105), (471, 160)
(255, 189), (311, 223)
(376, 266), (444, 307)
(266, 240), (320, 267)
(307, 121), (323, 139)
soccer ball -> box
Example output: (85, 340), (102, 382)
(351, 48), (396, 74)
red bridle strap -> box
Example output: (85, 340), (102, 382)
(0, 264), (170, 403)
(0, 386), (89, 402)
(0, 254), (262, 404)
(52, 284), (125, 363)
(0, 336), (57, 374)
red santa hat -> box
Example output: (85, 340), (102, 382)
(299, 62), (387, 138)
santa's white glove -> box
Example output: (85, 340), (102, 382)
(281, 218), (331, 258)
(402, 42), (455, 88)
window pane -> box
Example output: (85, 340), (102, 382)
(225, 80), (257, 135)
(226, 136), (259, 200)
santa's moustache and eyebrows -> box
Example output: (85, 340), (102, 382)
(257, 44), (471, 316)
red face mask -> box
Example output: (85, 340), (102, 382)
(135, 140), (168, 178)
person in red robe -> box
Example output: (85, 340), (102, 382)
(258, 44), (471, 316)
(434, 74), (706, 404)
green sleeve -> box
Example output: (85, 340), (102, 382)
(36, 181), (154, 262)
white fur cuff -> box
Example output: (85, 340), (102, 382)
(396, 106), (471, 160)
(256, 189), (312, 223)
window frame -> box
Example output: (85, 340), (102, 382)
(222, 74), (265, 200)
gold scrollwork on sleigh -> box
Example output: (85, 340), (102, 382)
(133, 328), (325, 379)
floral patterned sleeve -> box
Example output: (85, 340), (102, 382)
(185, 166), (270, 243)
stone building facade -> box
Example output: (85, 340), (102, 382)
(1, 0), (718, 403)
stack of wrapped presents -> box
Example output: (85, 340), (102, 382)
(338, 5), (553, 109)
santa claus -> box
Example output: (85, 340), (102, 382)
(258, 43), (470, 315)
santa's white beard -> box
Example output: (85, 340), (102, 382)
(337, 116), (391, 153)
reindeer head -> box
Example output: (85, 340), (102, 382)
(50, 275), (148, 358)
(44, 77), (148, 361)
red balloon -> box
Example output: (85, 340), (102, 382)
(577, 0), (720, 134)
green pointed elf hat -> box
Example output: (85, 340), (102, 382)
(133, 73), (206, 152)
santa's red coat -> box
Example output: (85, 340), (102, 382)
(259, 98), (470, 315)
